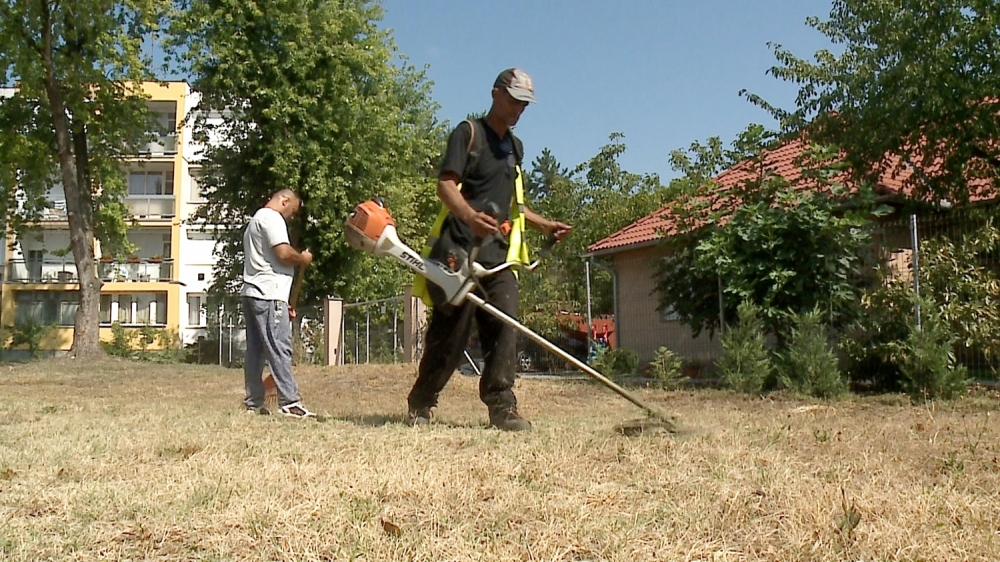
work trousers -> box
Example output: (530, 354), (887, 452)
(408, 269), (518, 413)
(242, 296), (301, 408)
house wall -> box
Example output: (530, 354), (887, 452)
(610, 246), (722, 366)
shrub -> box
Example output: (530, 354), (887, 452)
(779, 309), (846, 398)
(7, 321), (54, 359)
(840, 279), (911, 391)
(718, 301), (772, 394)
(590, 346), (639, 380)
(646, 346), (688, 389)
(103, 322), (187, 363)
(900, 300), (968, 402)
(104, 322), (135, 359)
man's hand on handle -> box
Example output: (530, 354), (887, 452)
(462, 209), (500, 239)
(543, 220), (572, 242)
(299, 249), (314, 266)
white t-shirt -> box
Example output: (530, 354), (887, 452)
(241, 207), (294, 302)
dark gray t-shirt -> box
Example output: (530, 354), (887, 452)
(438, 118), (523, 266)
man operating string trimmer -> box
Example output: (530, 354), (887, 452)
(409, 68), (572, 431)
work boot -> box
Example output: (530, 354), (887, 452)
(406, 407), (433, 427)
(488, 407), (532, 432)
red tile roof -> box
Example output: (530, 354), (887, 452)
(587, 139), (992, 255)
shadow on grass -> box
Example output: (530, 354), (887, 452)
(333, 413), (485, 429)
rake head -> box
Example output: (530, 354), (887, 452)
(263, 374), (279, 412)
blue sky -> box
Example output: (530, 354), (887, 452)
(378, 0), (836, 182)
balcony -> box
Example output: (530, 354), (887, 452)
(138, 133), (178, 156)
(6, 258), (79, 283)
(125, 196), (175, 218)
(39, 199), (68, 221)
(99, 258), (174, 283)
(4, 258), (175, 284)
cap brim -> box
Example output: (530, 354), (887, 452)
(507, 87), (536, 103)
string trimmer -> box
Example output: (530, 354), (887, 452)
(345, 199), (678, 434)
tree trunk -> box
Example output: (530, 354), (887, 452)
(40, 4), (105, 359)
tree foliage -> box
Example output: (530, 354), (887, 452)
(0, 0), (165, 356)
(522, 135), (672, 316)
(172, 0), (444, 307)
(748, 0), (1000, 203)
(655, 131), (876, 339)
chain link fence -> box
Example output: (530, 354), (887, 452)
(341, 296), (406, 365)
(864, 208), (1000, 381)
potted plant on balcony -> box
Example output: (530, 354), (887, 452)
(100, 254), (115, 264)
(126, 255), (141, 264)
(148, 254), (164, 263)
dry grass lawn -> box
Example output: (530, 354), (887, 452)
(1, 358), (999, 561)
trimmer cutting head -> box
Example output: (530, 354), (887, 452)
(615, 416), (679, 436)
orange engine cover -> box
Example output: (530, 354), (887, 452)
(348, 199), (395, 242)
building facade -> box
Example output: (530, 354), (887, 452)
(1, 81), (222, 353)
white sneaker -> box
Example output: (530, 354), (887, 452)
(279, 402), (316, 419)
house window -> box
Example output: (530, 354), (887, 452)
(156, 111), (177, 134)
(26, 250), (44, 282)
(661, 306), (680, 322)
(190, 174), (207, 202)
(187, 293), (206, 326)
(128, 171), (174, 196)
(15, 291), (79, 326)
(102, 293), (168, 326)
(100, 294), (112, 324)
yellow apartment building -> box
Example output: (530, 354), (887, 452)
(2, 82), (196, 354)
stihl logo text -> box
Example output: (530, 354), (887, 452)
(400, 251), (425, 272)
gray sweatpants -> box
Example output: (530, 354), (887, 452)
(242, 296), (300, 408)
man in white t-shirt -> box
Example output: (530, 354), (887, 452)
(241, 189), (315, 418)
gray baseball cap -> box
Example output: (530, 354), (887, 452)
(494, 68), (536, 103)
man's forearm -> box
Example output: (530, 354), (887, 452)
(285, 250), (311, 266)
(523, 206), (553, 232)
(275, 244), (310, 267)
(438, 179), (476, 222)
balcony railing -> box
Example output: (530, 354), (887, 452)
(6, 258), (79, 283)
(4, 258), (174, 283)
(99, 258), (174, 283)
(36, 196), (175, 220)
(138, 133), (178, 155)
(40, 199), (68, 221)
(125, 196), (175, 218)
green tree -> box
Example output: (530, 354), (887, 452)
(522, 135), (671, 316)
(172, 0), (444, 307)
(655, 133), (876, 339)
(0, 0), (164, 357)
(749, 0), (1000, 203)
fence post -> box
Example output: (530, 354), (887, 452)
(584, 259), (593, 344)
(323, 297), (343, 366)
(403, 284), (426, 363)
(717, 275), (725, 333)
(910, 213), (922, 331)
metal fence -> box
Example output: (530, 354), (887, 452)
(337, 294), (586, 375)
(341, 296), (406, 365)
(867, 208), (1000, 379)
